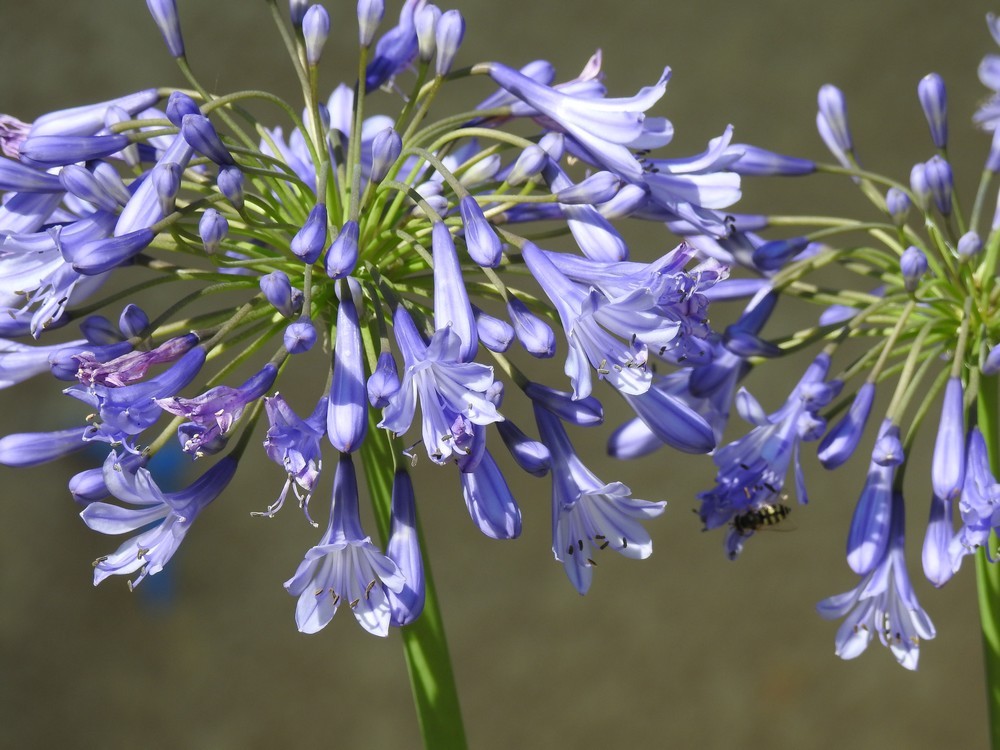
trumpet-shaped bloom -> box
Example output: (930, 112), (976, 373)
(284, 454), (405, 636)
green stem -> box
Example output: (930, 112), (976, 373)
(976, 374), (1000, 750)
(357, 327), (467, 750)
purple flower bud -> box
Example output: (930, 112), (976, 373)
(0, 157), (63, 193)
(58, 164), (121, 212)
(69, 466), (110, 506)
(817, 84), (853, 153)
(357, 0), (385, 47)
(922, 490), (956, 587)
(70, 228), (155, 275)
(303, 5), (330, 66)
(386, 468), (424, 626)
(872, 427), (904, 466)
(199, 208), (228, 254)
(932, 377), (965, 501)
(473, 306), (514, 352)
(507, 296), (555, 358)
(958, 231), (982, 260)
(328, 280), (368, 453)
(984, 345), (1000, 376)
(0, 426), (88, 467)
(818, 382), (875, 469)
(81, 316), (123, 346)
(459, 196), (503, 267)
(151, 162), (182, 216)
(432, 221), (478, 361)
(414, 5), (440, 61)
(496, 419), (550, 476)
(291, 204), (327, 263)
(146, 0), (185, 58)
(217, 165), (244, 210)
(597, 183), (650, 219)
(369, 127), (402, 184)
(284, 319), (317, 354)
(900, 245), (928, 292)
(885, 187), (911, 225)
(324, 220), (360, 279)
(728, 144), (816, 176)
(506, 145), (547, 186)
(458, 154), (501, 186)
(988, 129), (1000, 173)
(289, 0), (309, 27)
(751, 236), (810, 271)
(260, 270), (302, 318)
(555, 171), (621, 205)
(20, 134), (131, 168)
(30, 89), (158, 138)
(434, 9), (464, 77)
(917, 73), (947, 149)
(363, 353), (399, 414)
(181, 114), (235, 166)
(165, 91), (201, 127)
(925, 155), (953, 215)
(119, 304), (149, 339)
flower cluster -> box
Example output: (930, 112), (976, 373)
(610, 12), (1000, 669)
(0, 0), (743, 635)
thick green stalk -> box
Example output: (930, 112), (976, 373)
(358, 394), (468, 750)
(976, 374), (1000, 750)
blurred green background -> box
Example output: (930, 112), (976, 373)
(0, 0), (996, 747)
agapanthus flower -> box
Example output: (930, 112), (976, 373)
(0, 0), (741, 641)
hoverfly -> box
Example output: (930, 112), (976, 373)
(731, 503), (792, 536)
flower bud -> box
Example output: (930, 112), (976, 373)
(415, 5), (441, 62)
(885, 187), (910, 225)
(357, 0), (385, 47)
(507, 297), (555, 358)
(817, 84), (852, 155)
(910, 163), (930, 210)
(58, 164), (121, 212)
(369, 126), (402, 184)
(260, 270), (302, 318)
(165, 91), (201, 127)
(217, 165), (244, 210)
(958, 231), (982, 261)
(473, 306), (514, 352)
(199, 208), (228, 254)
(292, 204), (328, 263)
(506, 145), (547, 186)
(289, 0), (309, 28)
(151, 162), (182, 217)
(303, 5), (330, 66)
(925, 155), (953, 216)
(284, 319), (317, 354)
(728, 144), (816, 176)
(367, 351), (400, 408)
(146, 0), (185, 58)
(20, 134), (131, 168)
(328, 279), (367, 453)
(119, 304), (149, 340)
(917, 72), (947, 149)
(988, 128), (1000, 173)
(459, 195), (502, 267)
(181, 114), (235, 166)
(817, 382), (875, 469)
(900, 245), (927, 292)
(751, 236), (810, 271)
(325, 220), (360, 279)
(435, 10), (465, 77)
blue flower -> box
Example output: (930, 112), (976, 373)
(534, 401), (665, 594)
(379, 306), (502, 463)
(81, 450), (236, 587)
(284, 453), (405, 636)
(698, 354), (835, 558)
(260, 394), (328, 524)
(817, 490), (935, 670)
